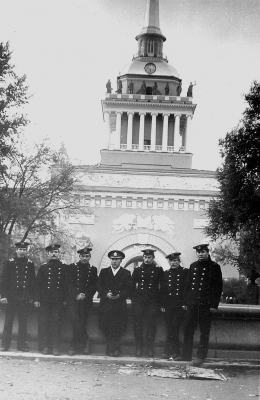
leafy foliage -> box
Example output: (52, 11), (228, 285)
(206, 81), (260, 275)
(0, 42), (30, 172)
(0, 139), (89, 266)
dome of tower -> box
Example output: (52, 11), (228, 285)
(120, 59), (179, 79)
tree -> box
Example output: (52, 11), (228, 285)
(0, 139), (89, 266)
(0, 42), (30, 173)
(206, 81), (260, 277)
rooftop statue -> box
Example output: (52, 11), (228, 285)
(165, 82), (169, 95)
(128, 80), (134, 94)
(140, 80), (146, 94)
(106, 79), (112, 93)
(187, 81), (196, 97)
(117, 79), (122, 94)
(176, 82), (182, 96)
(152, 82), (158, 95)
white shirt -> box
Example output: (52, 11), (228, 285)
(111, 266), (121, 276)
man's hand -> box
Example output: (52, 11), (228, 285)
(0, 298), (8, 304)
(76, 293), (86, 301)
(161, 307), (165, 313)
(182, 306), (187, 311)
(107, 291), (119, 300)
(34, 301), (40, 308)
(210, 307), (217, 312)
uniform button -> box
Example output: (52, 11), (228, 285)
(192, 288), (194, 290)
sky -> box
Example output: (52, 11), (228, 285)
(1, 0), (260, 171)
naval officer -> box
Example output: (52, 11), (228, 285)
(131, 249), (163, 357)
(34, 244), (67, 356)
(98, 250), (132, 357)
(0, 241), (36, 351)
(161, 252), (187, 360)
(175, 244), (223, 366)
(66, 247), (97, 355)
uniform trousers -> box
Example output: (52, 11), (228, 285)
(67, 301), (91, 350)
(99, 301), (127, 353)
(164, 307), (184, 356)
(2, 300), (30, 349)
(133, 301), (158, 344)
(182, 306), (212, 360)
(38, 301), (63, 351)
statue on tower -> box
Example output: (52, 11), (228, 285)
(117, 79), (122, 94)
(164, 82), (170, 95)
(152, 82), (158, 95)
(106, 79), (112, 93)
(176, 82), (182, 96)
(140, 80), (146, 94)
(187, 81), (196, 97)
(128, 80), (134, 94)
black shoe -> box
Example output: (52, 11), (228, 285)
(191, 357), (205, 367)
(17, 344), (30, 352)
(147, 345), (154, 358)
(174, 356), (192, 362)
(41, 347), (50, 355)
(53, 348), (60, 356)
(135, 343), (143, 357)
(161, 353), (169, 359)
(68, 348), (76, 356)
(82, 340), (91, 355)
(0, 346), (9, 352)
(113, 350), (120, 357)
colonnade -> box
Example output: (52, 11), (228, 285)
(104, 111), (192, 153)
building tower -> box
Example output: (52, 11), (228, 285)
(101, 0), (196, 171)
(69, 0), (220, 274)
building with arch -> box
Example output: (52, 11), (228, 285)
(65, 0), (236, 278)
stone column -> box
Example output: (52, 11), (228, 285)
(185, 114), (192, 152)
(139, 112), (146, 151)
(116, 111), (123, 149)
(127, 112), (134, 150)
(174, 114), (181, 152)
(162, 113), (170, 152)
(151, 112), (158, 151)
(104, 111), (111, 148)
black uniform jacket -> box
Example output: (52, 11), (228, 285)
(161, 266), (187, 309)
(131, 262), (163, 306)
(97, 267), (132, 313)
(65, 262), (97, 305)
(34, 259), (67, 303)
(0, 257), (36, 302)
(183, 257), (223, 309)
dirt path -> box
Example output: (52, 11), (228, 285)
(0, 357), (259, 400)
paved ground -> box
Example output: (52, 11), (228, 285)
(0, 351), (259, 400)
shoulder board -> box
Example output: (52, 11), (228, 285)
(155, 264), (161, 268)
(42, 262), (47, 266)
(28, 259), (33, 263)
(9, 258), (14, 262)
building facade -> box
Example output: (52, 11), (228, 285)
(65, 0), (235, 278)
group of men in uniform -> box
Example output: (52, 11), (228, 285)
(0, 241), (222, 366)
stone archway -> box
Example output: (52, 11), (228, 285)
(99, 232), (183, 271)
